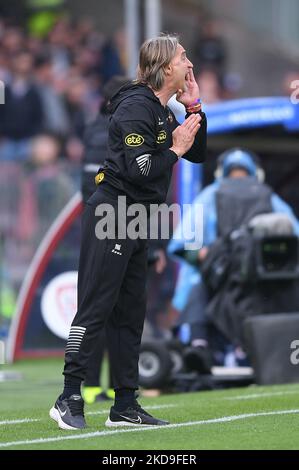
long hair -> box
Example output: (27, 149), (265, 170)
(136, 34), (179, 91)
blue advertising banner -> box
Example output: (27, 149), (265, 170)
(176, 97), (299, 205)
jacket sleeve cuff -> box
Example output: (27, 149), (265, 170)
(185, 110), (206, 119)
(166, 149), (179, 162)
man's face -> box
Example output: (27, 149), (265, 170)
(13, 52), (33, 76)
(228, 168), (250, 179)
(168, 44), (193, 92)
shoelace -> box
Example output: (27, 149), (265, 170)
(130, 400), (153, 417)
(67, 397), (85, 417)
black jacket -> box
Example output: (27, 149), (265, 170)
(99, 82), (207, 205)
(82, 113), (109, 202)
(0, 83), (43, 139)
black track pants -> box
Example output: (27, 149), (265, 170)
(84, 329), (111, 387)
(63, 188), (148, 390)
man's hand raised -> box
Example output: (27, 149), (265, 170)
(170, 113), (202, 158)
(176, 69), (200, 108)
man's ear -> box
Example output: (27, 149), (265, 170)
(165, 64), (172, 76)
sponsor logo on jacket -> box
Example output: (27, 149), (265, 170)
(125, 133), (144, 147)
(156, 130), (167, 144)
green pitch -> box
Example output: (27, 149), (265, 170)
(0, 358), (299, 450)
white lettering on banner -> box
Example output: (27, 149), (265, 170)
(290, 80), (299, 105)
(290, 340), (299, 365)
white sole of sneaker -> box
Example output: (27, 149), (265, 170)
(49, 407), (83, 431)
(105, 418), (151, 427)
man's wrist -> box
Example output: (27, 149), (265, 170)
(170, 147), (182, 158)
(185, 98), (201, 113)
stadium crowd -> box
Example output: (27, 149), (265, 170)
(0, 16), (126, 326)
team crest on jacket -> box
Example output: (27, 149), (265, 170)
(125, 133), (144, 147)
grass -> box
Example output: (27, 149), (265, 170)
(1, 358), (299, 450)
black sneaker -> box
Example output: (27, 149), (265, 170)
(49, 394), (86, 430)
(105, 401), (170, 427)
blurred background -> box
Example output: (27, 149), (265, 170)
(1, 0), (299, 388)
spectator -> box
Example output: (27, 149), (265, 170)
(98, 36), (124, 85)
(1, 27), (24, 55)
(63, 76), (88, 139)
(34, 54), (70, 136)
(0, 49), (43, 161)
(196, 68), (225, 104)
(0, 46), (10, 83)
(194, 20), (227, 76)
(18, 134), (75, 244)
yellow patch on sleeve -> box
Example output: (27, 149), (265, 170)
(95, 172), (105, 185)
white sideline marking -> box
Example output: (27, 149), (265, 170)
(0, 418), (39, 426)
(224, 391), (299, 400)
(1, 409), (298, 448)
